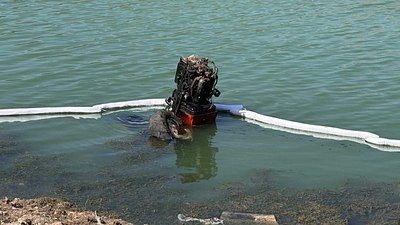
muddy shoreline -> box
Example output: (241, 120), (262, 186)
(0, 197), (134, 225)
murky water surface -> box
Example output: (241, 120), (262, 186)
(1, 0), (400, 224)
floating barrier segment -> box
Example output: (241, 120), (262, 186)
(0, 99), (166, 123)
(0, 99), (399, 152)
(0, 99), (166, 116)
(215, 104), (400, 152)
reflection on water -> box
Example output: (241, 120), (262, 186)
(111, 110), (219, 184)
(174, 125), (218, 183)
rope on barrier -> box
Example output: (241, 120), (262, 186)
(0, 99), (399, 152)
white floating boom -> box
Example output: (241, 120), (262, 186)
(0, 99), (399, 152)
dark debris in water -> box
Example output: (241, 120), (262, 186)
(0, 133), (26, 159)
(176, 170), (400, 225)
(0, 151), (74, 199)
(52, 173), (184, 224)
(2, 129), (400, 224)
(24, 167), (400, 224)
(102, 133), (171, 165)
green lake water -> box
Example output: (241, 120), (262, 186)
(1, 1), (400, 224)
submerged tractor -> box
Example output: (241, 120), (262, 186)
(149, 55), (220, 140)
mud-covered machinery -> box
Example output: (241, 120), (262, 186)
(149, 55), (221, 140)
(166, 55), (220, 127)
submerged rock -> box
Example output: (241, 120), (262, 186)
(149, 110), (173, 141)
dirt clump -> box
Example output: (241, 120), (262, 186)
(0, 197), (134, 225)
